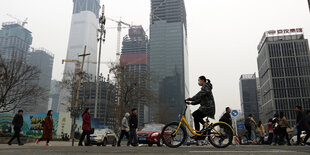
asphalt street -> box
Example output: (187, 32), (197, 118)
(0, 142), (310, 155)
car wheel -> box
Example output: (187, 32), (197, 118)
(102, 138), (107, 146)
(112, 139), (117, 147)
(148, 143), (153, 147)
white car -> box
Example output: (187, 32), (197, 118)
(290, 131), (310, 144)
(89, 129), (118, 146)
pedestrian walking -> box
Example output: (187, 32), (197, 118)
(301, 110), (310, 145)
(267, 119), (273, 144)
(279, 112), (292, 145)
(35, 110), (54, 146)
(257, 120), (265, 144)
(272, 113), (280, 145)
(245, 114), (257, 142)
(8, 110), (24, 146)
(118, 112), (130, 147)
(296, 106), (305, 145)
(128, 108), (138, 146)
(79, 108), (92, 146)
(219, 107), (232, 127)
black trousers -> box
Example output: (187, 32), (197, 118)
(128, 128), (137, 146)
(297, 126), (302, 144)
(245, 126), (251, 141)
(279, 127), (290, 145)
(192, 110), (207, 131)
(79, 130), (90, 145)
(8, 128), (21, 144)
(118, 130), (130, 146)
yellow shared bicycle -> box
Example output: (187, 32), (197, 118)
(161, 101), (234, 148)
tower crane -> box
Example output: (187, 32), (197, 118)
(6, 14), (28, 27)
(106, 17), (131, 62)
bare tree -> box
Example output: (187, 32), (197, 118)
(0, 56), (46, 113)
(109, 63), (156, 132)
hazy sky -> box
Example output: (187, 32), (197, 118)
(1, 0), (310, 119)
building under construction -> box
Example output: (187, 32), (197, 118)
(120, 26), (150, 127)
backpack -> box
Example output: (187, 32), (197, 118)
(244, 118), (251, 128)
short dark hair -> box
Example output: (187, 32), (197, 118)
(131, 108), (137, 112)
(306, 110), (310, 115)
(226, 107), (230, 111)
(268, 118), (272, 122)
(18, 110), (23, 113)
(248, 114), (253, 117)
(274, 113), (279, 118)
(296, 106), (302, 110)
(199, 76), (206, 82)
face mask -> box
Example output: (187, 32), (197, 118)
(198, 82), (202, 86)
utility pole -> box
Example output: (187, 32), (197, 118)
(71, 45), (90, 146)
(95, 5), (106, 118)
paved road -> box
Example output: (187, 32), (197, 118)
(0, 142), (310, 155)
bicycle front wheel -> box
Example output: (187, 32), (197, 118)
(161, 122), (187, 148)
(208, 122), (233, 148)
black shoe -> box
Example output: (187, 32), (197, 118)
(8, 143), (12, 146)
(18, 143), (24, 146)
(78, 144), (83, 146)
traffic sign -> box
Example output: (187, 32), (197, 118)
(231, 110), (239, 117)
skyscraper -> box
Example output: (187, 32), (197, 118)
(58, 0), (100, 112)
(239, 74), (260, 122)
(27, 48), (54, 112)
(120, 26), (149, 126)
(149, 0), (189, 122)
(257, 28), (310, 124)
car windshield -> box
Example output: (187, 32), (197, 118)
(142, 126), (162, 131)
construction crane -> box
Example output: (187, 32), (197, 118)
(6, 14), (28, 27)
(106, 17), (131, 62)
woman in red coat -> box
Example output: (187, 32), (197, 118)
(35, 110), (54, 146)
(79, 108), (92, 146)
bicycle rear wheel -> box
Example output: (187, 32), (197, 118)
(208, 122), (233, 148)
(161, 122), (187, 148)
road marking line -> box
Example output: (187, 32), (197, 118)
(189, 150), (296, 153)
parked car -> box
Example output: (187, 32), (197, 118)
(290, 131), (310, 145)
(89, 129), (117, 146)
(137, 124), (165, 147)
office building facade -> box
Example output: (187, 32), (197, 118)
(239, 74), (260, 122)
(149, 0), (189, 122)
(257, 28), (310, 124)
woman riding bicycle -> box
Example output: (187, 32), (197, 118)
(186, 76), (216, 132)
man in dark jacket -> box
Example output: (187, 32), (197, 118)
(8, 110), (24, 145)
(302, 110), (310, 145)
(186, 76), (215, 131)
(219, 107), (232, 127)
(296, 106), (305, 145)
(128, 108), (138, 146)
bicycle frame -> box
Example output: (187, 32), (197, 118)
(172, 104), (235, 137)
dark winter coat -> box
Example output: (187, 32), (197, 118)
(297, 111), (306, 128)
(12, 114), (23, 130)
(82, 113), (91, 131)
(219, 112), (232, 126)
(42, 116), (53, 139)
(129, 113), (138, 129)
(303, 115), (310, 131)
(189, 82), (215, 119)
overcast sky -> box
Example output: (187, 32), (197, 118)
(1, 0), (310, 119)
